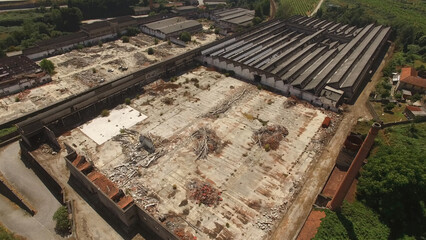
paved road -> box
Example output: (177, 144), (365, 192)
(0, 194), (56, 240)
(269, 43), (395, 240)
(0, 142), (61, 239)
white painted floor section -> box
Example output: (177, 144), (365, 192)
(79, 105), (147, 145)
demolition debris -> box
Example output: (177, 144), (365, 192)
(191, 127), (229, 160)
(188, 180), (222, 207)
(252, 125), (289, 151)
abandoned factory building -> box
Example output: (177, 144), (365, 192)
(211, 8), (255, 30)
(141, 17), (202, 40)
(0, 55), (51, 97)
(201, 16), (391, 109)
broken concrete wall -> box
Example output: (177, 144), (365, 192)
(64, 150), (177, 239)
(19, 140), (65, 204)
(65, 156), (137, 228)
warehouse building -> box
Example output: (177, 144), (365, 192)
(0, 55), (51, 97)
(201, 16), (391, 110)
(211, 8), (255, 31)
(140, 17), (202, 40)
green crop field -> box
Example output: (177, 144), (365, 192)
(280, 0), (320, 16)
(325, 0), (426, 33)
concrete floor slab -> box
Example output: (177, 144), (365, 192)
(79, 106), (147, 145)
(59, 67), (334, 240)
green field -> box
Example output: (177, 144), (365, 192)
(281, 0), (320, 16)
(324, 0), (426, 34)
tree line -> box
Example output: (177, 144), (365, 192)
(67, 0), (138, 19)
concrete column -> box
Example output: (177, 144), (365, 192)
(327, 122), (381, 210)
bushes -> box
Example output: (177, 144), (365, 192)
(357, 123), (426, 238)
(147, 47), (154, 55)
(101, 109), (110, 117)
(125, 98), (131, 105)
(53, 206), (71, 235)
(179, 31), (191, 42)
(39, 59), (55, 74)
(121, 35), (129, 43)
(314, 202), (390, 240)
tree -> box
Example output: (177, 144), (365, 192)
(68, 0), (138, 19)
(121, 36), (129, 43)
(59, 7), (83, 32)
(40, 59), (55, 74)
(384, 102), (395, 112)
(147, 47), (154, 55)
(411, 93), (422, 102)
(179, 32), (191, 42)
(314, 202), (390, 240)
(381, 90), (390, 98)
(252, 17), (262, 25)
(357, 123), (426, 238)
(394, 92), (402, 99)
(53, 206), (71, 235)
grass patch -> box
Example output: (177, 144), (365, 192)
(0, 126), (18, 138)
(351, 120), (374, 136)
(0, 222), (25, 240)
(371, 102), (407, 123)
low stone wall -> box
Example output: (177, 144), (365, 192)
(20, 140), (65, 204)
(0, 173), (36, 215)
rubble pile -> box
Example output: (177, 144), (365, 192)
(203, 89), (248, 118)
(252, 125), (289, 150)
(133, 52), (150, 65)
(39, 143), (57, 155)
(73, 69), (102, 87)
(58, 57), (89, 68)
(283, 97), (298, 108)
(191, 127), (228, 160)
(256, 205), (286, 231)
(112, 129), (166, 167)
(188, 180), (222, 206)
(174, 228), (197, 240)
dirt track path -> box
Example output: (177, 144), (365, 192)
(310, 0), (324, 17)
(269, 43), (395, 240)
(269, 0), (277, 19)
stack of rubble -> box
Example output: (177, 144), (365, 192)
(191, 127), (228, 160)
(252, 125), (289, 150)
(188, 180), (222, 206)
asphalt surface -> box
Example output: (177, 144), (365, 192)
(0, 141), (61, 239)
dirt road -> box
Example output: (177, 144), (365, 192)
(269, 44), (395, 240)
(310, 0), (324, 17)
(269, 0), (277, 19)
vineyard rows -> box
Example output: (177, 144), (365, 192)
(283, 0), (320, 16)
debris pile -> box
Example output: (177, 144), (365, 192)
(112, 129), (166, 167)
(191, 127), (228, 160)
(252, 125), (289, 151)
(256, 205), (286, 231)
(283, 97), (298, 108)
(39, 143), (57, 155)
(203, 89), (248, 118)
(188, 180), (222, 206)
(174, 228), (197, 240)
